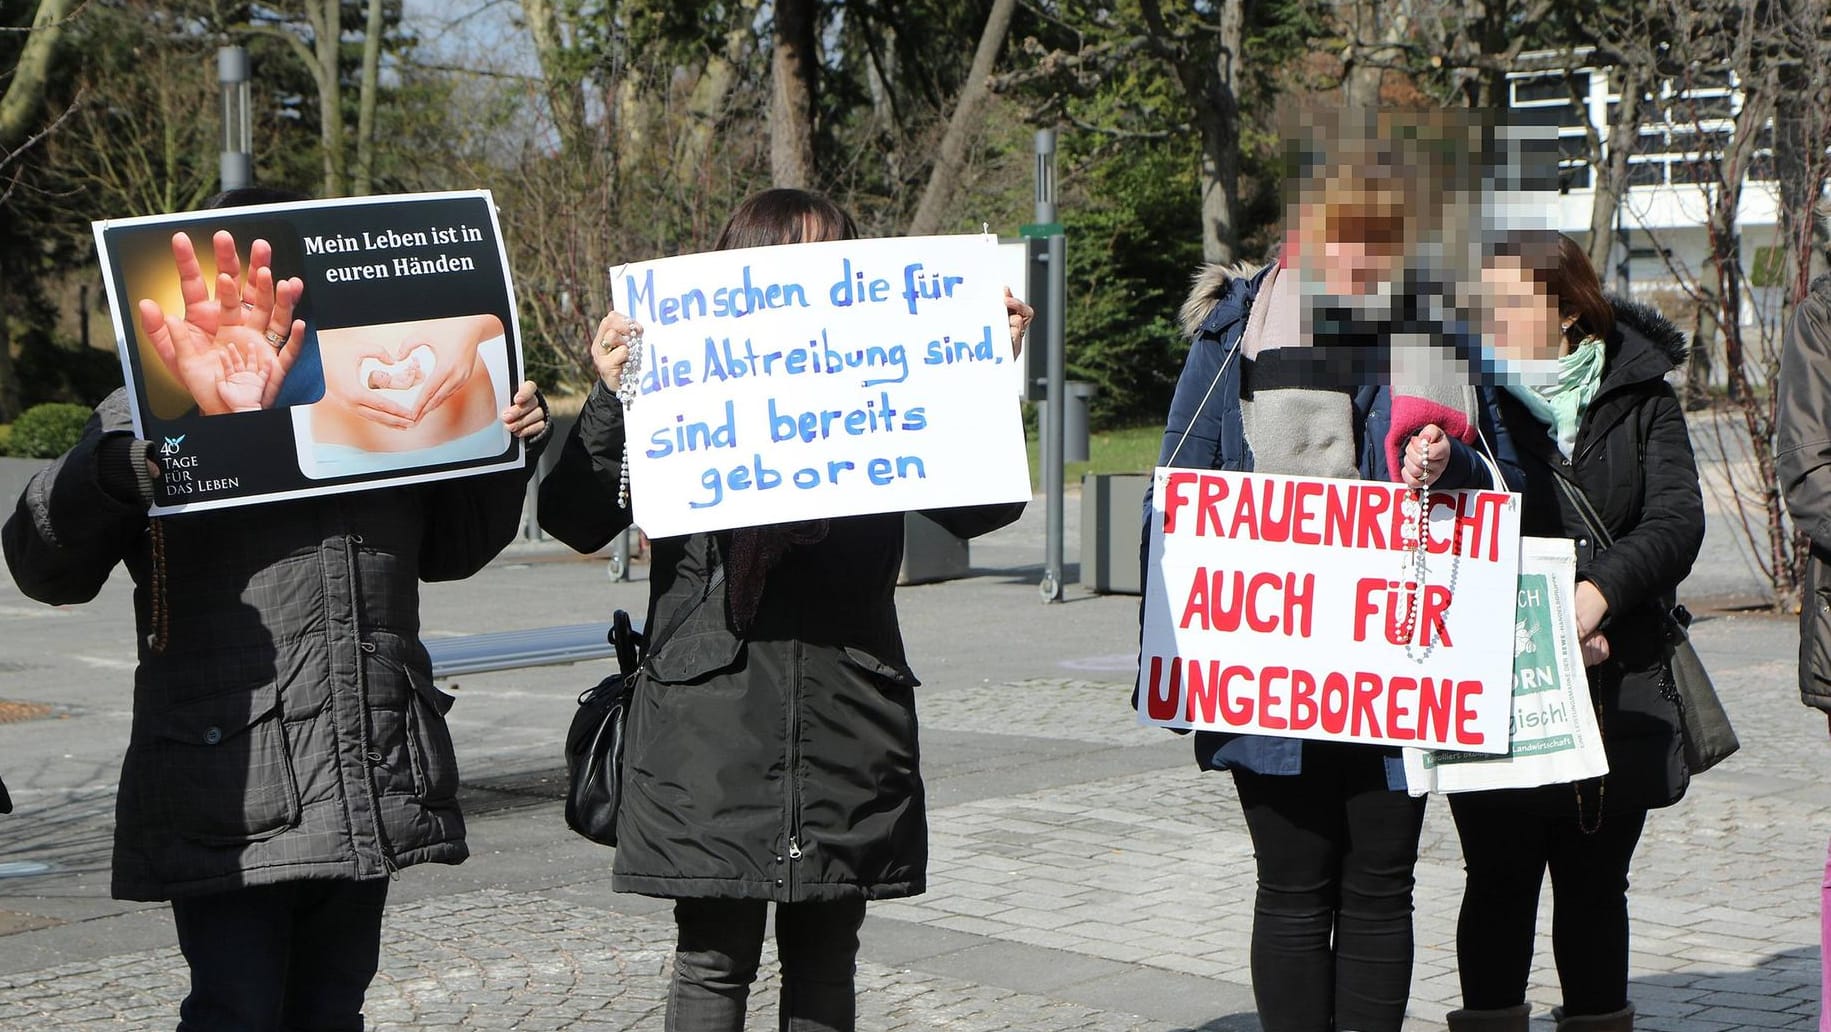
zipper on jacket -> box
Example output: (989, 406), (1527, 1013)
(784, 638), (805, 896)
(346, 540), (400, 878)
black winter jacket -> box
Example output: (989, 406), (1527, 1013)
(1490, 299), (1705, 814)
(540, 384), (1023, 901)
(3, 388), (542, 900)
(1778, 275), (1831, 712)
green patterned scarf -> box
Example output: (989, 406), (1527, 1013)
(1505, 336), (1604, 458)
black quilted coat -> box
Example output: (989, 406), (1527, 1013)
(540, 385), (1023, 901)
(1490, 300), (1705, 814)
(3, 388), (541, 901)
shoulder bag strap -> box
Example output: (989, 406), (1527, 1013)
(647, 542), (729, 656)
(1550, 468), (1615, 550)
(607, 540), (730, 676)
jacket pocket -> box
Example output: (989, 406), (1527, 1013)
(646, 598), (745, 685)
(140, 683), (301, 845)
(838, 646), (921, 689)
(402, 664), (460, 803)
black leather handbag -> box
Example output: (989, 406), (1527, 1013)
(564, 563), (728, 846)
(1553, 472), (1739, 775)
(564, 610), (643, 846)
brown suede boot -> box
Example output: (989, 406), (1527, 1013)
(1552, 1004), (1634, 1031)
(1445, 1003), (1531, 1032)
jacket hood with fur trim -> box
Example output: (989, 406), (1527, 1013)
(1179, 261), (1268, 340)
(1609, 295), (1688, 368)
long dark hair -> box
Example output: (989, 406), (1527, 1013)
(713, 188), (858, 251)
(1549, 233), (1614, 345)
(1489, 230), (1616, 348)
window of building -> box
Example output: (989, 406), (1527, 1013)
(1513, 72), (1589, 105)
(1627, 158), (1665, 186)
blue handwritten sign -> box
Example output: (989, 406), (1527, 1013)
(612, 234), (1029, 536)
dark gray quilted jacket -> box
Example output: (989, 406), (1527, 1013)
(3, 389), (541, 901)
(1780, 276), (1831, 713)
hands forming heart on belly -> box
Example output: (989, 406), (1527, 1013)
(360, 344), (437, 412)
(319, 315), (499, 429)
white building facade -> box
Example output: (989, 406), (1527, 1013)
(1507, 61), (1785, 333)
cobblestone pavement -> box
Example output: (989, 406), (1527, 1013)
(0, 888), (1210, 1031)
(1, 497), (1825, 1030)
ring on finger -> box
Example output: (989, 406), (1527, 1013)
(265, 330), (286, 347)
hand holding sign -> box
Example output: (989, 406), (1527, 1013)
(137, 230), (305, 415)
(500, 379), (548, 440)
(1004, 288), (1033, 359)
(589, 311), (643, 392)
(1400, 424), (1451, 490)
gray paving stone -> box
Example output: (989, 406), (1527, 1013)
(1, 513), (1826, 1031)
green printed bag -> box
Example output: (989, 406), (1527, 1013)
(1402, 537), (1608, 795)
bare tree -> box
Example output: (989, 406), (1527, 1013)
(352, 0), (386, 195)
(244, 0), (348, 196)
(1336, 0), (1411, 109)
(519, 0), (591, 159)
(769, 0), (818, 187)
(0, 0), (82, 422)
(1773, 0), (1831, 308)
(0, 0), (77, 155)
(676, 3), (762, 192)
(906, 0), (1017, 236)
(1153, 0), (1245, 263)
(1635, 0), (1807, 604)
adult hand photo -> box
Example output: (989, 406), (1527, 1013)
(137, 231), (305, 415)
(409, 315), (502, 424)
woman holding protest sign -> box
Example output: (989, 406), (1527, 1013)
(1441, 233), (1703, 1032)
(539, 187), (1032, 1032)
(4, 186), (552, 1031)
(1146, 147), (1523, 1032)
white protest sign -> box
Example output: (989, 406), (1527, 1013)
(614, 234), (1031, 537)
(1138, 467), (1522, 753)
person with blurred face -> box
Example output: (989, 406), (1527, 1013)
(1145, 161), (1522, 1032)
(1446, 233), (1703, 1032)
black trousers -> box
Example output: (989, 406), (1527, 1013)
(170, 878), (389, 1032)
(1450, 793), (1647, 1016)
(1231, 743), (1427, 1032)
(667, 896), (868, 1032)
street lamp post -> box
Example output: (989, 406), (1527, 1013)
(218, 46), (253, 191)
(1030, 130), (1067, 603)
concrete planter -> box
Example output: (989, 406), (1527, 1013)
(1079, 472), (1150, 595)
